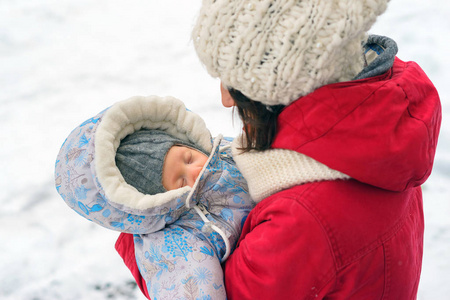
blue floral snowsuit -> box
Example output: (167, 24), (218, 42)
(55, 96), (254, 300)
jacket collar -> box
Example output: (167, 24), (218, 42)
(355, 35), (398, 80)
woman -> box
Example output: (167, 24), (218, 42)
(192, 0), (441, 299)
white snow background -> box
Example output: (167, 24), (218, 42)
(1, 0), (449, 299)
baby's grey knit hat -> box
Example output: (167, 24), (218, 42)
(115, 129), (207, 195)
(192, 0), (389, 106)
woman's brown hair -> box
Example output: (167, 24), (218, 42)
(229, 88), (285, 153)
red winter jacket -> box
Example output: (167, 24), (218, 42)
(224, 58), (441, 299)
(115, 233), (150, 299)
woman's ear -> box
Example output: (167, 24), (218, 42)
(220, 82), (236, 108)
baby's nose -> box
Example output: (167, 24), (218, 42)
(188, 165), (203, 187)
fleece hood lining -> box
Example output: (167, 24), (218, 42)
(95, 96), (213, 211)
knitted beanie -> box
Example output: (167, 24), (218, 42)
(115, 129), (207, 195)
(192, 0), (389, 106)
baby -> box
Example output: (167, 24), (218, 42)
(115, 129), (209, 196)
(55, 95), (254, 300)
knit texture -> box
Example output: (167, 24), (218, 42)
(193, 0), (389, 106)
(116, 129), (208, 196)
(231, 136), (349, 202)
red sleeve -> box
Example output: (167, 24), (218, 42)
(115, 233), (150, 299)
(224, 196), (336, 299)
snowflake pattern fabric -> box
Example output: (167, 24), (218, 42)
(55, 101), (254, 300)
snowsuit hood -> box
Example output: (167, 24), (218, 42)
(55, 96), (216, 234)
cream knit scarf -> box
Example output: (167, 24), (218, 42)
(231, 136), (350, 203)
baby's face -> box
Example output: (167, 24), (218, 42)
(162, 145), (208, 190)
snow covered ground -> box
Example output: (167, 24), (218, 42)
(1, 0), (448, 299)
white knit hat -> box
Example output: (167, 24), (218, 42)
(193, 0), (389, 106)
